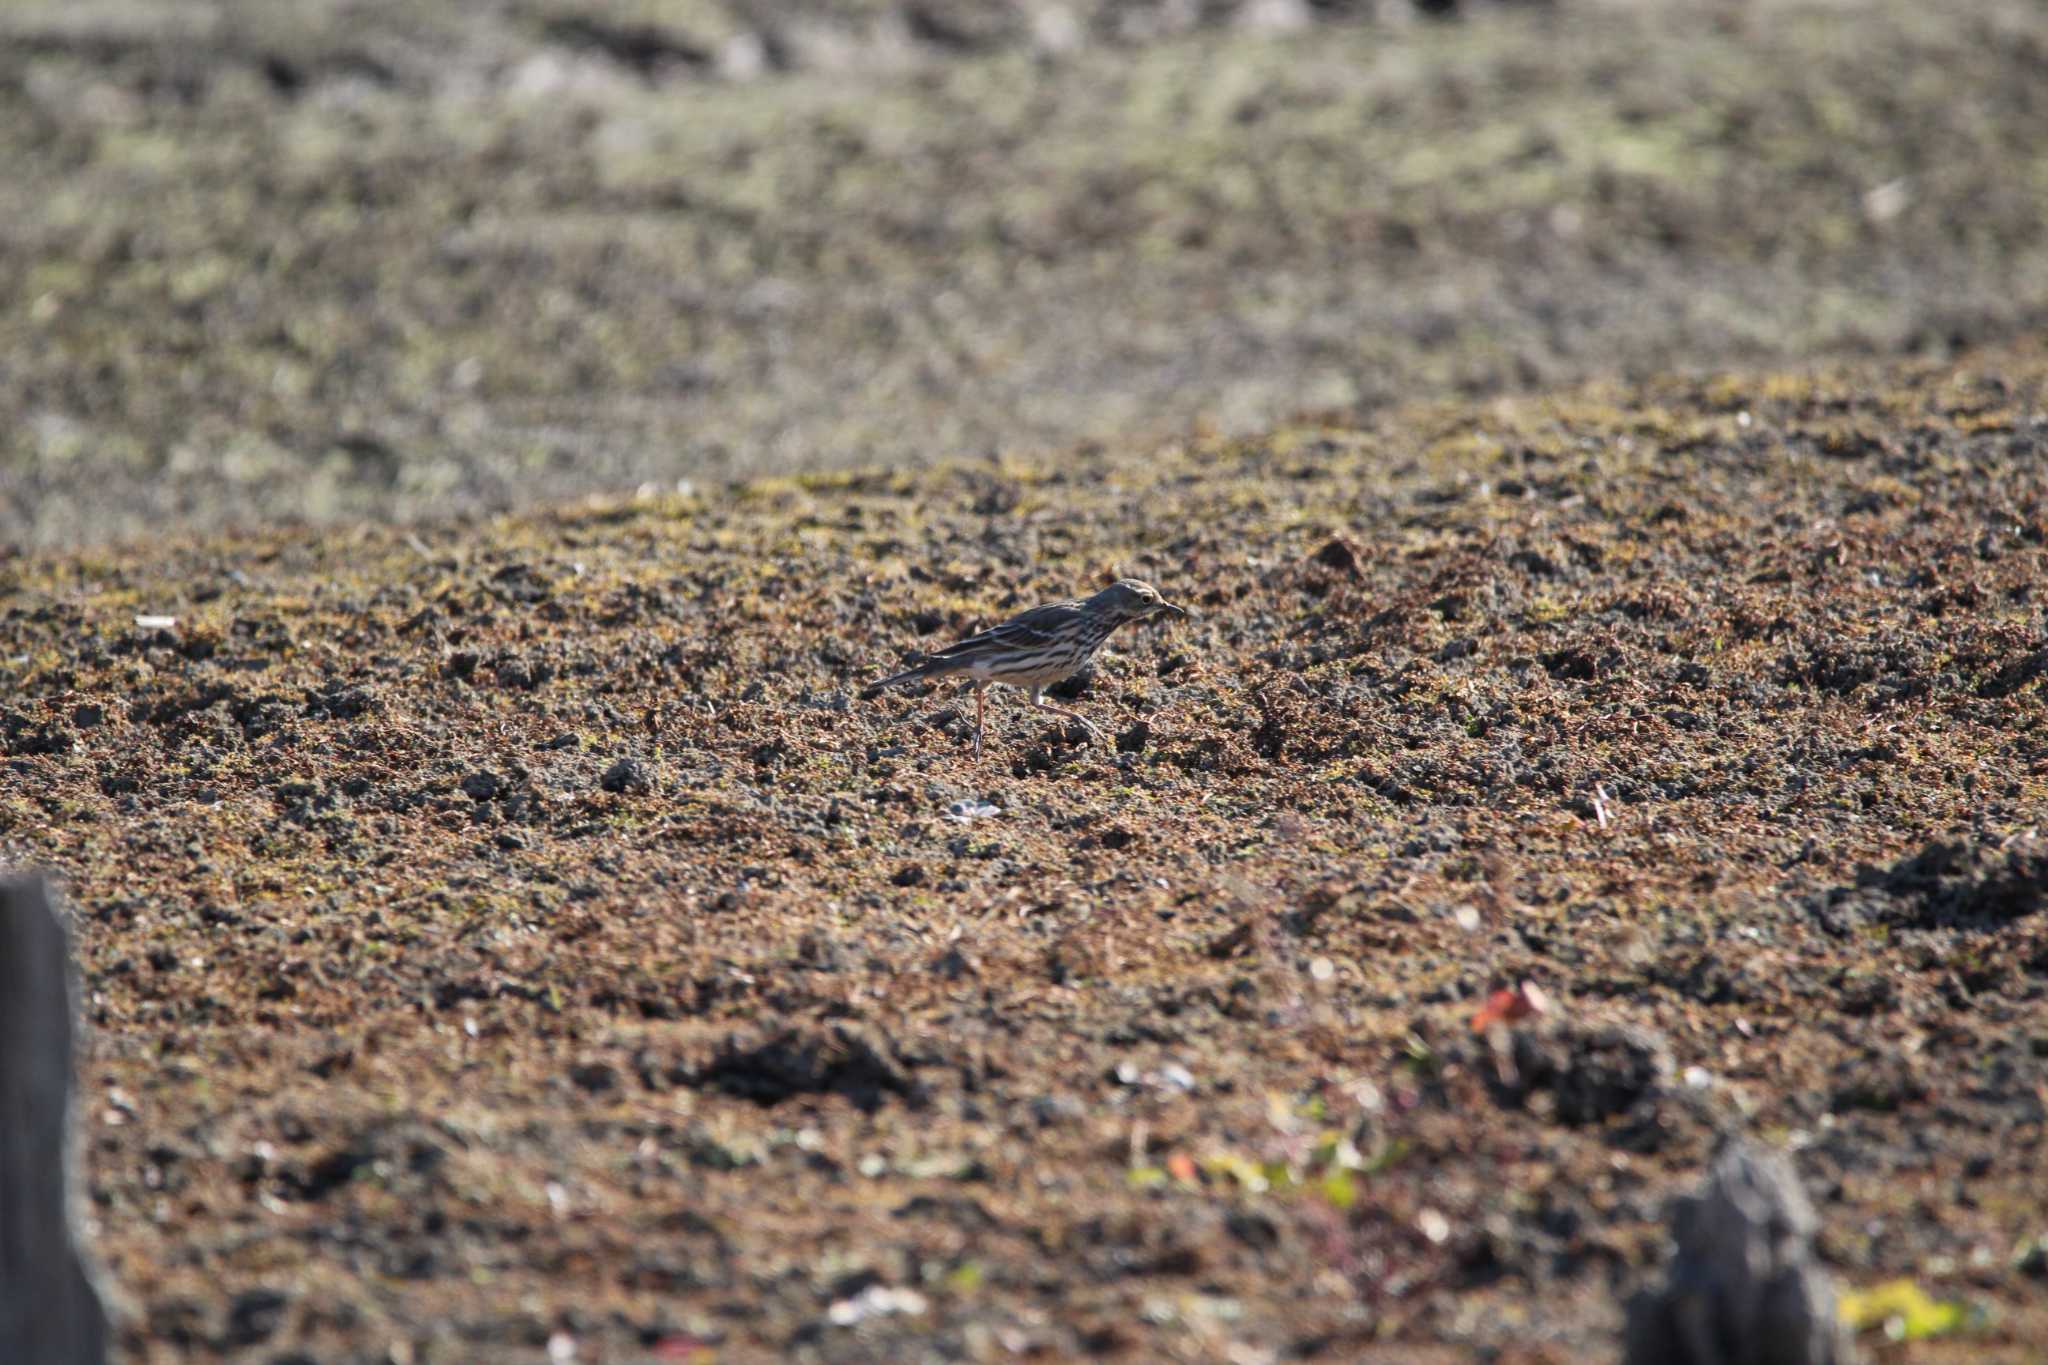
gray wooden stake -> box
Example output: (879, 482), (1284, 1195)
(0, 876), (110, 1364)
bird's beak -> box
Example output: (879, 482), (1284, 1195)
(1156, 601), (1188, 620)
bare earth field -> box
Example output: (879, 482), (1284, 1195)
(3, 344), (2046, 1361)
(5, 0), (2048, 1359)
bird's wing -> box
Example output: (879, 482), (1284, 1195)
(927, 600), (1085, 663)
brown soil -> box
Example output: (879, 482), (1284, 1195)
(5, 344), (2046, 1361)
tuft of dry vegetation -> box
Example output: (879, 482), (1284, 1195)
(4, 345), (2046, 1361)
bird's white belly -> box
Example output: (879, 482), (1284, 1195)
(967, 656), (1085, 688)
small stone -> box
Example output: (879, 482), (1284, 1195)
(826, 1284), (927, 1327)
(460, 770), (500, 802)
(600, 758), (649, 794)
(73, 703), (104, 728)
(494, 830), (527, 851)
(1028, 1095), (1085, 1128)
(892, 864), (925, 887)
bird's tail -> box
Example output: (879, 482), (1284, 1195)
(860, 659), (937, 700)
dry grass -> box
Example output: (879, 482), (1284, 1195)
(4, 0), (2048, 546)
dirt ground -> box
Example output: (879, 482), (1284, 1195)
(5, 0), (2048, 1359)
(3, 342), (2046, 1360)
(4, 0), (2048, 547)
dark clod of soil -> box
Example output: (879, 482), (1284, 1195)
(223, 1289), (290, 1350)
(1501, 1022), (1673, 1126)
(569, 1062), (619, 1094)
(285, 1123), (449, 1204)
(1814, 836), (2047, 932)
(1044, 669), (1093, 702)
(1624, 1142), (1853, 1365)
(1312, 536), (1365, 577)
(599, 757), (650, 794)
(697, 1025), (925, 1113)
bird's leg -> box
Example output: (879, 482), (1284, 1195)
(1028, 687), (1104, 746)
(973, 682), (986, 757)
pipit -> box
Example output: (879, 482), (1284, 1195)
(863, 578), (1188, 755)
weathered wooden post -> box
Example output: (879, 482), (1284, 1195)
(1624, 1139), (1853, 1365)
(0, 876), (110, 1364)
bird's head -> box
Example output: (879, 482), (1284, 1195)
(1093, 578), (1188, 622)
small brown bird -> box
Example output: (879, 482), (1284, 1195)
(863, 579), (1188, 755)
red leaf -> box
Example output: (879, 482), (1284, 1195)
(1471, 981), (1549, 1033)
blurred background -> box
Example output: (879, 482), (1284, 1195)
(3, 0), (2045, 548)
